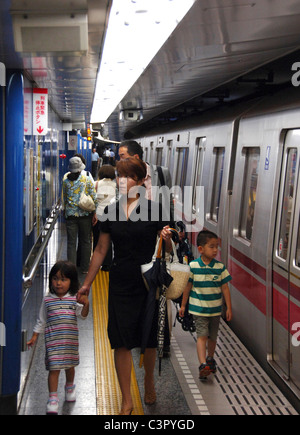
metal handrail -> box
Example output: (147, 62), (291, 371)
(22, 201), (62, 288)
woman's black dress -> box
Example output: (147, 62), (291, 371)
(100, 198), (168, 350)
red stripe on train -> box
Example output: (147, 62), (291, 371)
(229, 247), (300, 328)
(228, 259), (266, 315)
(272, 288), (300, 331)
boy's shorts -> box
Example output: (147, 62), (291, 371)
(194, 315), (221, 341)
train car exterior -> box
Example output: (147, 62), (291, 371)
(229, 91), (300, 399)
(136, 87), (300, 405)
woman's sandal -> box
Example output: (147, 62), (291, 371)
(119, 407), (133, 415)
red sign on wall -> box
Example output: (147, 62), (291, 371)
(33, 88), (48, 135)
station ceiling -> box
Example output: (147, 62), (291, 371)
(1, 0), (300, 141)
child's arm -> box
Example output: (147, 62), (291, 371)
(78, 232), (111, 298)
(27, 299), (46, 348)
(27, 332), (39, 348)
(77, 294), (90, 318)
(221, 283), (232, 321)
(179, 281), (193, 317)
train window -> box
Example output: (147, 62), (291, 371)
(277, 148), (297, 260)
(210, 147), (225, 222)
(149, 142), (154, 163)
(156, 147), (163, 166)
(174, 147), (189, 197)
(239, 147), (260, 241)
(143, 147), (148, 162)
(166, 140), (173, 168)
(192, 137), (205, 214)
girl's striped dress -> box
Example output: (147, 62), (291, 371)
(34, 293), (84, 371)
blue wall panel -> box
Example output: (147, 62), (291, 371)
(1, 72), (24, 397)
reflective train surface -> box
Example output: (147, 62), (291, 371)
(135, 87), (300, 405)
(2, 0), (300, 417)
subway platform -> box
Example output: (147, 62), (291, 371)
(18, 223), (299, 416)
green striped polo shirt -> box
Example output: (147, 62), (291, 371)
(188, 256), (232, 317)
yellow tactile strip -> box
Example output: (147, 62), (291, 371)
(92, 270), (144, 415)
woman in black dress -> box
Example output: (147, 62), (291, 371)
(78, 157), (172, 415)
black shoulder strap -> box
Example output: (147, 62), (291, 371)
(157, 166), (165, 186)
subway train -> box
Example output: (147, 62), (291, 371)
(134, 85), (300, 405)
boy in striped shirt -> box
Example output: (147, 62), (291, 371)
(179, 230), (232, 379)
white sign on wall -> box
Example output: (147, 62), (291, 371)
(33, 88), (48, 135)
(68, 134), (77, 151)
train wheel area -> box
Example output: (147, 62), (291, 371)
(18, 223), (299, 416)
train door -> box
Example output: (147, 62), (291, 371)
(272, 129), (300, 392)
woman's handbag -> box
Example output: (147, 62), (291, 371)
(141, 234), (190, 300)
(166, 239), (191, 300)
(78, 191), (96, 211)
(78, 180), (96, 212)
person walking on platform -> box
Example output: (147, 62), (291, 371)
(27, 261), (89, 415)
(179, 230), (232, 380)
(118, 140), (174, 355)
(91, 147), (100, 179)
(78, 157), (172, 415)
(62, 156), (97, 274)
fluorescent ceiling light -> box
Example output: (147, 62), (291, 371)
(91, 0), (195, 124)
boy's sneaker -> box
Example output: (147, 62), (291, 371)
(65, 384), (76, 402)
(206, 356), (217, 374)
(199, 363), (211, 380)
(46, 397), (59, 414)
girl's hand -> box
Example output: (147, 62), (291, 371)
(27, 333), (38, 349)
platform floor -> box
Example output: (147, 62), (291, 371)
(18, 222), (299, 416)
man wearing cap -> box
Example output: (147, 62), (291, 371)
(62, 156), (97, 273)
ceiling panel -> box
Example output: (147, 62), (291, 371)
(0, 0), (111, 125)
(2, 0), (300, 140)
(106, 0), (300, 140)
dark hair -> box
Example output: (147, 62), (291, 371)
(49, 261), (80, 296)
(98, 164), (116, 180)
(119, 140), (143, 160)
(197, 230), (218, 247)
(116, 157), (146, 182)
(176, 221), (186, 233)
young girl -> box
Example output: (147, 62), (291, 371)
(27, 260), (89, 414)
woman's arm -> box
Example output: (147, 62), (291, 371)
(160, 225), (172, 252)
(77, 232), (111, 297)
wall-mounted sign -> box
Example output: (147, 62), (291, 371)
(33, 88), (48, 135)
(24, 88), (32, 135)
